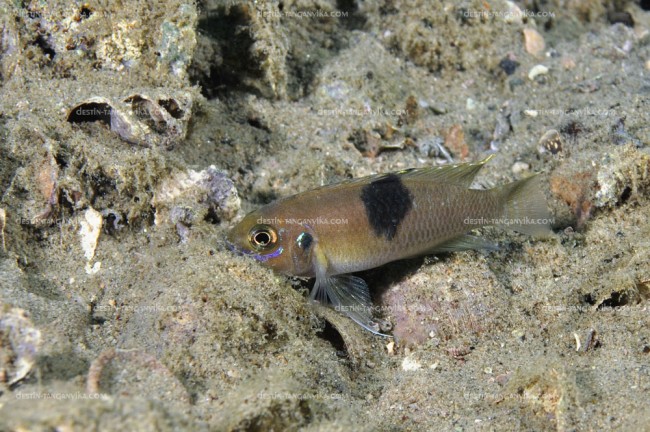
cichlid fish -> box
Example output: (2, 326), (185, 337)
(227, 156), (552, 335)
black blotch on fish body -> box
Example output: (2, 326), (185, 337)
(361, 174), (413, 240)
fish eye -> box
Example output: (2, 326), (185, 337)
(248, 225), (277, 250)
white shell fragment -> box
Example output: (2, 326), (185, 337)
(512, 161), (531, 174)
(528, 64), (549, 80)
(401, 356), (422, 371)
(79, 207), (103, 261)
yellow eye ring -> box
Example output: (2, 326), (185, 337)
(248, 225), (278, 250)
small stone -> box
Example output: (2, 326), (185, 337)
(504, 1), (524, 24)
(499, 57), (519, 75)
(466, 98), (477, 111)
(444, 124), (470, 160)
(528, 64), (549, 80)
(430, 103), (447, 115)
(386, 341), (395, 354)
(511, 329), (525, 341)
(561, 56), (577, 70)
(401, 356), (422, 371)
(607, 11), (634, 27)
(550, 168), (595, 228)
(512, 161), (531, 174)
(523, 109), (538, 117)
(646, 59), (650, 71)
(37, 160), (58, 204)
(509, 78), (525, 91)
(523, 28), (545, 57)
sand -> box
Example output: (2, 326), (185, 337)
(1, 0), (649, 430)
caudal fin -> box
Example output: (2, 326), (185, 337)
(496, 175), (553, 237)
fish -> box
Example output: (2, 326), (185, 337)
(226, 156), (552, 335)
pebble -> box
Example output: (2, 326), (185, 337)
(561, 56), (577, 70)
(523, 28), (545, 57)
(466, 98), (477, 111)
(503, 1), (524, 24)
(401, 356), (422, 371)
(499, 57), (519, 75)
(523, 109), (538, 117)
(444, 124), (469, 160)
(511, 329), (525, 341)
(646, 59), (650, 71)
(528, 64), (549, 80)
(512, 161), (531, 174)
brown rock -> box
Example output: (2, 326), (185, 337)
(37, 160), (58, 204)
(561, 56), (577, 70)
(444, 124), (469, 160)
(523, 28), (545, 57)
(549, 170), (595, 227)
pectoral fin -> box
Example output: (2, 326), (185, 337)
(310, 274), (388, 336)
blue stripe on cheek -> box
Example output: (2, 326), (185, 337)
(255, 246), (284, 262)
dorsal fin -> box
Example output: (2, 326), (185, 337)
(306, 155), (495, 195)
(397, 154), (494, 187)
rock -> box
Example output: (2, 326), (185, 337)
(87, 348), (189, 403)
(504, 1), (524, 24)
(499, 57), (520, 75)
(594, 147), (650, 208)
(512, 161), (531, 175)
(523, 28), (545, 57)
(0, 307), (42, 386)
(549, 167), (595, 227)
(401, 356), (422, 371)
(561, 56), (577, 70)
(153, 167), (241, 228)
(444, 124), (470, 160)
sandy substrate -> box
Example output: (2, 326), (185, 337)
(1, 0), (649, 430)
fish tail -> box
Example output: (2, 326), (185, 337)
(495, 175), (554, 237)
